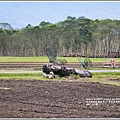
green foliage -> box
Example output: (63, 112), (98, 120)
(0, 17), (120, 57)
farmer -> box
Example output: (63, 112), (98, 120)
(111, 59), (115, 68)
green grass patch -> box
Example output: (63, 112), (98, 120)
(0, 73), (64, 81)
(92, 72), (120, 76)
(0, 72), (120, 87)
(86, 67), (120, 70)
(0, 56), (120, 63)
(0, 73), (45, 80)
(90, 58), (119, 62)
(89, 72), (120, 86)
(0, 56), (48, 63)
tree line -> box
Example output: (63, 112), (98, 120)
(0, 16), (120, 57)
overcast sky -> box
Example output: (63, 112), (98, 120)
(0, 1), (120, 28)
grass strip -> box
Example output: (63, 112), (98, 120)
(0, 73), (44, 80)
(0, 72), (120, 86)
(0, 56), (119, 63)
(89, 72), (120, 86)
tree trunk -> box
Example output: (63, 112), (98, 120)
(42, 64), (92, 78)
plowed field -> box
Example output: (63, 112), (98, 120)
(0, 79), (120, 118)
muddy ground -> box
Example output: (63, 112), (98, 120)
(0, 79), (120, 118)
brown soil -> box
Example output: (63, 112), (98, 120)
(108, 78), (120, 82)
(0, 62), (119, 70)
(0, 79), (120, 118)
